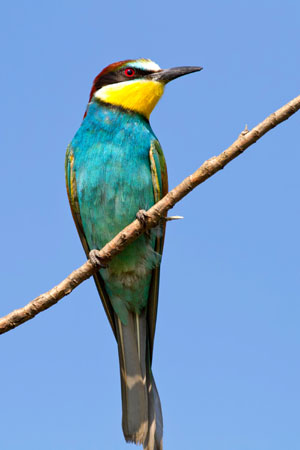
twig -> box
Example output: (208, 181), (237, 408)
(1, 94), (300, 335)
(165, 216), (184, 221)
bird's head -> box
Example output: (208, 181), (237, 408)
(86, 58), (202, 119)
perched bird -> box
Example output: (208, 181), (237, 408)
(66, 58), (202, 449)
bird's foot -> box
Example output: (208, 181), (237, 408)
(89, 250), (107, 269)
(136, 209), (149, 227)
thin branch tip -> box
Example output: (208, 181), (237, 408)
(165, 216), (184, 221)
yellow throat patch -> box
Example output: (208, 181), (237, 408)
(94, 79), (164, 119)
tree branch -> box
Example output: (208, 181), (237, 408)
(1, 94), (300, 335)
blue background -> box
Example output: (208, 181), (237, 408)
(1, 1), (299, 449)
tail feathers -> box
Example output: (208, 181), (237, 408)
(115, 309), (163, 449)
(115, 310), (148, 444)
(143, 371), (163, 450)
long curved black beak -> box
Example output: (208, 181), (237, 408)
(149, 66), (203, 83)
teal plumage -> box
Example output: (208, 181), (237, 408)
(65, 59), (202, 450)
(66, 100), (166, 325)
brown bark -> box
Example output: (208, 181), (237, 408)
(1, 94), (300, 335)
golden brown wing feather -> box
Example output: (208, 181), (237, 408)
(147, 141), (168, 360)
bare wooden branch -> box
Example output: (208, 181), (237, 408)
(1, 94), (300, 335)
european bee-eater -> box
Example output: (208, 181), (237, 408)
(66, 58), (202, 450)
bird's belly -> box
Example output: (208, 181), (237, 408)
(76, 145), (158, 316)
(76, 144), (156, 276)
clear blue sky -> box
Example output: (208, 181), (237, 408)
(1, 1), (299, 449)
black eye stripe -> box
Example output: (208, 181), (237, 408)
(93, 68), (157, 92)
(120, 67), (154, 77)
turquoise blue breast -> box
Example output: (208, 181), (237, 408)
(69, 100), (158, 319)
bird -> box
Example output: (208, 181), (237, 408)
(65, 58), (202, 450)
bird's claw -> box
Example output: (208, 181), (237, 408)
(136, 209), (149, 227)
(89, 250), (107, 268)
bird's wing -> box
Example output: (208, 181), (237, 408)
(148, 140), (168, 360)
(65, 145), (117, 338)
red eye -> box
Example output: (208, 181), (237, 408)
(124, 68), (135, 77)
